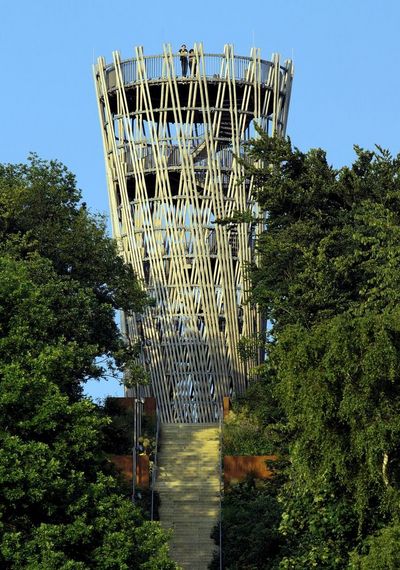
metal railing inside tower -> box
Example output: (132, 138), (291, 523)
(103, 53), (282, 89)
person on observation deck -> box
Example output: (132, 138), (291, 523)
(188, 49), (197, 76)
(179, 44), (188, 77)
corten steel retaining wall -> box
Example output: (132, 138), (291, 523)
(110, 454), (150, 488)
(223, 455), (277, 484)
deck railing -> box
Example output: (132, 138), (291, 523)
(104, 54), (274, 90)
(119, 142), (241, 172)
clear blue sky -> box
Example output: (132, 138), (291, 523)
(2, 0), (399, 400)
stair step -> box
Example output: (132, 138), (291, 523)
(161, 441), (220, 444)
(167, 526), (217, 533)
(160, 438), (218, 443)
(158, 468), (218, 474)
(159, 442), (219, 446)
(159, 497), (219, 502)
(160, 514), (219, 522)
(158, 452), (219, 457)
(157, 453), (219, 460)
(160, 508), (219, 515)
(158, 498), (220, 505)
(157, 481), (219, 486)
(163, 522), (218, 530)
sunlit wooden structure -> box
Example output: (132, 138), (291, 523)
(94, 44), (293, 423)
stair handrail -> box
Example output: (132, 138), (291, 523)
(132, 397), (144, 504)
(150, 410), (161, 521)
(219, 410), (223, 570)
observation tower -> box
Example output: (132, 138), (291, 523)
(94, 44), (293, 424)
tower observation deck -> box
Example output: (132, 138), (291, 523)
(94, 44), (293, 423)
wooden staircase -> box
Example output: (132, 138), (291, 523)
(156, 423), (220, 569)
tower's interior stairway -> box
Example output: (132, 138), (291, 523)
(156, 424), (220, 569)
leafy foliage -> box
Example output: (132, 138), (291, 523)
(0, 157), (176, 568)
(220, 134), (400, 568)
(210, 478), (283, 570)
(223, 378), (285, 456)
(101, 398), (136, 455)
(348, 523), (400, 569)
(0, 154), (147, 398)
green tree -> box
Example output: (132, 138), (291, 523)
(349, 523), (400, 569)
(210, 478), (283, 570)
(241, 133), (400, 567)
(0, 157), (176, 569)
(215, 366), (290, 569)
(0, 154), (147, 399)
(223, 375), (286, 456)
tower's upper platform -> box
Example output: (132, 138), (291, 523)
(103, 52), (279, 90)
(95, 44), (293, 133)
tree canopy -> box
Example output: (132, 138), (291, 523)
(0, 156), (176, 569)
(220, 134), (400, 569)
(0, 155), (147, 398)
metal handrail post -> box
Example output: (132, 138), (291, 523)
(150, 411), (160, 521)
(132, 397), (144, 504)
(219, 409), (223, 570)
(132, 397), (137, 503)
(132, 443), (136, 504)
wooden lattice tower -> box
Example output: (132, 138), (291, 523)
(94, 44), (293, 423)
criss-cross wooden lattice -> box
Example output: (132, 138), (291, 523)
(94, 44), (293, 423)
